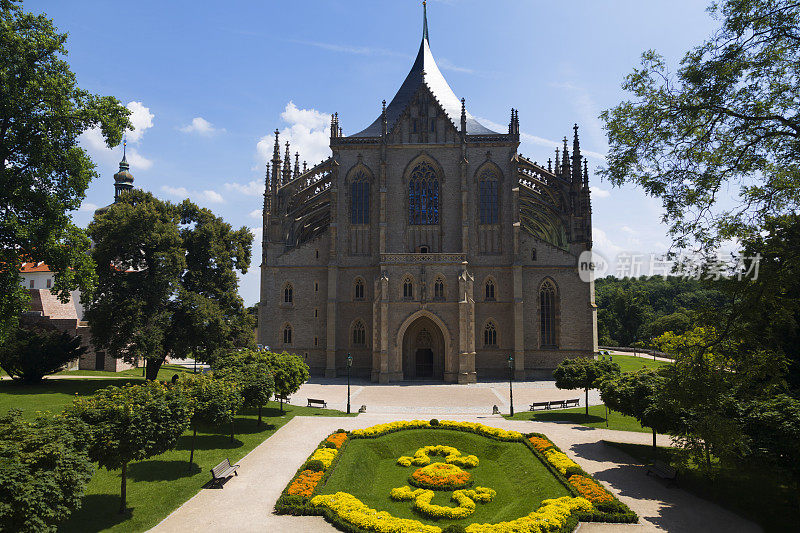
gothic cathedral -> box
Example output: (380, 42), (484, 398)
(259, 5), (597, 383)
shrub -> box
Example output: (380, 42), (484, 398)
(304, 459), (325, 472)
(0, 326), (87, 382)
(430, 418), (440, 426)
(323, 441), (338, 449)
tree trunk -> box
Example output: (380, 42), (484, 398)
(145, 357), (165, 381)
(585, 388), (589, 418)
(704, 442), (712, 471)
(258, 404), (262, 426)
(119, 462), (128, 514)
(279, 397), (284, 414)
(189, 426), (196, 469)
(652, 428), (657, 450)
(230, 419), (235, 442)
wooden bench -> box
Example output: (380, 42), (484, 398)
(564, 398), (579, 408)
(646, 460), (678, 486)
(307, 398), (327, 408)
(210, 458), (239, 488)
(275, 394), (291, 403)
(548, 400), (566, 410)
(529, 401), (550, 411)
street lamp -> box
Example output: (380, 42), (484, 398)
(346, 353), (353, 414)
(507, 355), (514, 417)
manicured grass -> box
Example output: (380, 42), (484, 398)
(58, 364), (197, 380)
(505, 404), (650, 433)
(0, 378), (355, 532)
(605, 441), (796, 533)
(320, 429), (570, 527)
(609, 353), (671, 373)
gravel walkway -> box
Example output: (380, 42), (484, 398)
(149, 414), (761, 533)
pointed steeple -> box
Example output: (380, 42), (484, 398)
(572, 124), (582, 183)
(271, 129), (281, 191)
(561, 137), (571, 177)
(283, 141), (292, 184)
(294, 152), (300, 179)
(113, 137), (134, 201)
(554, 148), (560, 176)
(422, 0), (429, 43)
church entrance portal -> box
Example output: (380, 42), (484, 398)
(402, 316), (444, 380)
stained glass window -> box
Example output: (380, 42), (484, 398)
(479, 170), (499, 224)
(485, 279), (495, 300)
(408, 161), (439, 225)
(434, 277), (444, 300)
(352, 321), (366, 346)
(283, 284), (293, 304)
(354, 279), (365, 300)
(351, 172), (369, 225)
(540, 281), (557, 347)
(403, 277), (413, 299)
(484, 323), (497, 346)
(283, 324), (293, 344)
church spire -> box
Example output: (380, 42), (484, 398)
(423, 1), (429, 43)
(113, 137), (134, 201)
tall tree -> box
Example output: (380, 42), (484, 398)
(553, 357), (621, 417)
(65, 381), (191, 514)
(213, 349), (274, 425)
(267, 351), (309, 413)
(0, 0), (130, 344)
(601, 0), (800, 251)
(86, 190), (254, 379)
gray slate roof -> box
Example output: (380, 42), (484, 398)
(350, 35), (497, 137)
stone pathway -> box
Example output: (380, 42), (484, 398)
(150, 414), (761, 533)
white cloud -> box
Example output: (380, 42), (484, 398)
(225, 180), (265, 196)
(549, 81), (607, 154)
(620, 225), (637, 235)
(79, 101), (154, 171)
(249, 209), (262, 219)
(161, 185), (224, 204)
(437, 57), (475, 75)
(590, 186), (610, 198)
(256, 102), (332, 170)
(476, 117), (606, 162)
(79, 201), (99, 212)
(180, 117), (223, 136)
(289, 39), (407, 58)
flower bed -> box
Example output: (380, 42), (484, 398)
(275, 421), (638, 532)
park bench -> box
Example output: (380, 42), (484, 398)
(646, 460), (678, 486)
(564, 398), (579, 408)
(210, 458), (239, 488)
(275, 394), (291, 403)
(548, 400), (566, 409)
(529, 401), (550, 411)
(307, 398), (327, 408)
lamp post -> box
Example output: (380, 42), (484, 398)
(507, 355), (514, 417)
(346, 353), (352, 414)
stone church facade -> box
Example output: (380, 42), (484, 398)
(259, 6), (597, 383)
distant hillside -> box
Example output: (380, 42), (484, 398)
(595, 276), (729, 347)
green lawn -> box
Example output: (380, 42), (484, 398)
(505, 404), (650, 433)
(0, 378), (355, 532)
(605, 441), (796, 533)
(320, 429), (570, 527)
(58, 363), (197, 380)
(608, 353), (671, 373)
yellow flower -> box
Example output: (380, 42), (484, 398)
(312, 492), (442, 533)
(306, 447), (338, 469)
(542, 449), (580, 475)
(465, 496), (592, 533)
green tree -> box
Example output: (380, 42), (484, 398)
(600, 368), (678, 449)
(266, 351), (310, 413)
(600, 0), (800, 251)
(553, 357), (621, 417)
(64, 381), (191, 513)
(86, 190), (254, 379)
(213, 349), (274, 425)
(0, 410), (94, 532)
(0, 0), (130, 344)
(0, 325), (86, 382)
(176, 373), (242, 467)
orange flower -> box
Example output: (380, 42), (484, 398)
(326, 432), (347, 449)
(568, 474), (614, 503)
(288, 469), (325, 497)
(410, 463), (471, 489)
(528, 436), (554, 452)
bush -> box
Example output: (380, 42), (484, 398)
(430, 418), (440, 426)
(323, 441), (338, 449)
(304, 459), (325, 472)
(443, 525), (467, 533)
(0, 326), (87, 382)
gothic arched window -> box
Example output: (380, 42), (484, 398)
(352, 321), (366, 346)
(479, 169), (499, 225)
(354, 278), (365, 300)
(283, 324), (293, 345)
(434, 277), (445, 300)
(350, 171), (370, 224)
(283, 283), (293, 304)
(403, 277), (414, 299)
(408, 161), (439, 225)
(484, 322), (497, 347)
(485, 279), (495, 301)
(540, 280), (557, 347)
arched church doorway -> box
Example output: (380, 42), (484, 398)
(402, 316), (444, 380)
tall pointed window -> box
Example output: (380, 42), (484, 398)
(408, 161), (439, 225)
(350, 171), (370, 224)
(479, 170), (499, 224)
(354, 278), (365, 300)
(283, 283), (293, 304)
(352, 321), (366, 346)
(485, 279), (495, 301)
(403, 277), (414, 299)
(283, 324), (293, 345)
(484, 322), (497, 347)
(540, 280), (557, 347)
(434, 277), (445, 300)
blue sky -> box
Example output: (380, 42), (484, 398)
(27, 0), (719, 305)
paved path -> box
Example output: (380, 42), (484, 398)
(150, 414), (761, 533)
